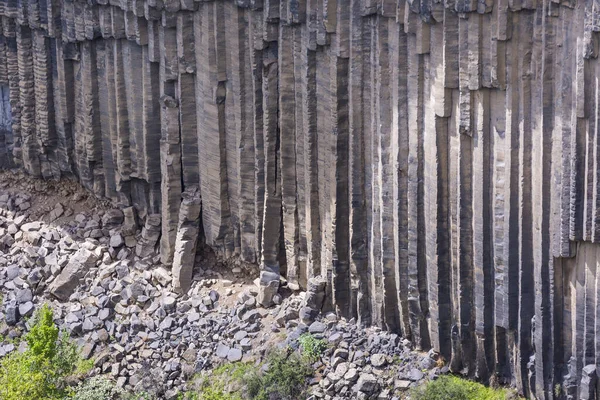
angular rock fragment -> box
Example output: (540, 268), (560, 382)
(5, 302), (19, 326)
(121, 207), (138, 235)
(355, 373), (378, 394)
(256, 270), (280, 308)
(300, 277), (327, 324)
(48, 249), (98, 301)
(102, 209), (125, 228)
(136, 215), (161, 258)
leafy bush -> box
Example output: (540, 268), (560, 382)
(192, 362), (253, 400)
(194, 349), (313, 400)
(411, 376), (512, 400)
(0, 304), (90, 400)
(297, 334), (327, 361)
(247, 350), (312, 400)
(25, 305), (59, 359)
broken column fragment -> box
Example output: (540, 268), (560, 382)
(135, 214), (161, 258)
(580, 365), (597, 400)
(172, 186), (201, 293)
(299, 276), (327, 324)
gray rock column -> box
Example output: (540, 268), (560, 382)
(172, 187), (201, 293)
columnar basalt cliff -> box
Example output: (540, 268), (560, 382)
(0, 0), (596, 397)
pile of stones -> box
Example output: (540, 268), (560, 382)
(0, 189), (442, 399)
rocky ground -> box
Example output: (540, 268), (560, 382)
(0, 170), (446, 399)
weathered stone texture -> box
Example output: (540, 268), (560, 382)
(0, 0), (599, 397)
(48, 248), (98, 301)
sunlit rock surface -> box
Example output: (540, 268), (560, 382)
(0, 0), (598, 397)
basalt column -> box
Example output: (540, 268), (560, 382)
(2, 0), (600, 397)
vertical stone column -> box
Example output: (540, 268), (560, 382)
(196, 2), (234, 257)
(159, 94), (181, 265)
(17, 24), (40, 176)
(141, 45), (161, 214)
(257, 37), (281, 307)
(406, 18), (430, 351)
(228, 5), (257, 264)
(279, 24), (300, 288)
(348, 0), (369, 325)
(4, 18), (20, 168)
(32, 30), (57, 178)
(176, 11), (198, 191)
(114, 39), (132, 201)
(96, 40), (118, 201)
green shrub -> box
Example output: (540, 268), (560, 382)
(411, 375), (512, 400)
(244, 350), (312, 400)
(193, 362), (251, 400)
(0, 304), (89, 400)
(194, 349), (313, 400)
(297, 334), (327, 362)
(25, 304), (59, 359)
(196, 383), (241, 400)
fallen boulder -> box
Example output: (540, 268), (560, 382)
(49, 248), (98, 301)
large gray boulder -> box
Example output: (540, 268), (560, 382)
(49, 248), (98, 301)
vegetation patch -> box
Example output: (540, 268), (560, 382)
(71, 376), (126, 400)
(297, 333), (328, 362)
(0, 304), (89, 400)
(188, 348), (313, 400)
(411, 375), (518, 400)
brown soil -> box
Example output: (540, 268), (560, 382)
(0, 169), (112, 224)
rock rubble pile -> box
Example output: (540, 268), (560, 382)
(0, 188), (442, 399)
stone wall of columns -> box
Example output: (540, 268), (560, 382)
(0, 0), (599, 397)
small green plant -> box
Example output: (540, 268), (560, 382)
(75, 357), (95, 376)
(411, 375), (513, 400)
(297, 333), (327, 361)
(0, 304), (90, 400)
(554, 383), (562, 398)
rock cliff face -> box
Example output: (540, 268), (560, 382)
(0, 0), (597, 397)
